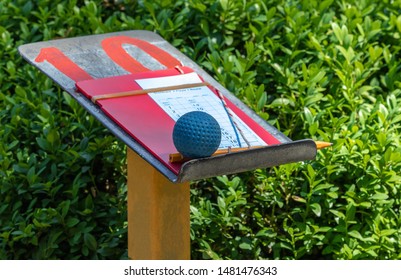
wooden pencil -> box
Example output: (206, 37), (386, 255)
(169, 146), (264, 163)
(91, 82), (210, 103)
(169, 140), (333, 163)
(315, 141), (333, 150)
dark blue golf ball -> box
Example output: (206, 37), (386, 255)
(173, 111), (221, 159)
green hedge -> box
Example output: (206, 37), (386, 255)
(1, 0), (401, 259)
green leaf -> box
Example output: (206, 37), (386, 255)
(217, 197), (226, 212)
(304, 107), (314, 125)
(348, 230), (364, 240)
(27, 166), (36, 184)
(331, 22), (343, 44)
(371, 193), (389, 200)
(396, 15), (401, 33)
(84, 233), (97, 251)
(380, 229), (396, 237)
(33, 219), (50, 229)
(257, 92), (267, 111)
(239, 242), (252, 250)
(309, 70), (326, 85)
(46, 129), (60, 147)
(336, 45), (354, 64)
(330, 210), (345, 219)
(310, 203), (322, 217)
(292, 195), (306, 203)
(256, 229), (277, 238)
(36, 137), (49, 151)
(319, 0), (334, 12)
(270, 98), (294, 107)
(304, 93), (324, 107)
(59, 200), (70, 218)
(66, 218), (80, 228)
(85, 194), (94, 210)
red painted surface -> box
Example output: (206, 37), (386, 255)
(101, 36), (181, 73)
(35, 36), (181, 80)
(35, 47), (93, 82)
(76, 67), (187, 174)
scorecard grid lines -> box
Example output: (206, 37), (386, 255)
(135, 75), (268, 149)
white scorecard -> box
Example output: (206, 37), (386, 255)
(135, 72), (267, 149)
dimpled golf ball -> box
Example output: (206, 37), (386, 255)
(173, 111), (221, 159)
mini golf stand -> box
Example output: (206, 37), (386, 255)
(19, 31), (317, 260)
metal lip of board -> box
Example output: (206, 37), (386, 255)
(18, 30), (317, 182)
(178, 139), (317, 182)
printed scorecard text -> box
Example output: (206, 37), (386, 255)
(136, 72), (267, 149)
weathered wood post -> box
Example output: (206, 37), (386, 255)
(127, 149), (190, 259)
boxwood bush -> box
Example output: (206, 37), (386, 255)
(1, 0), (400, 259)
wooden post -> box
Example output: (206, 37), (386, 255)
(127, 148), (190, 259)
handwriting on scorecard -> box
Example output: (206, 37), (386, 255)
(135, 73), (267, 149)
